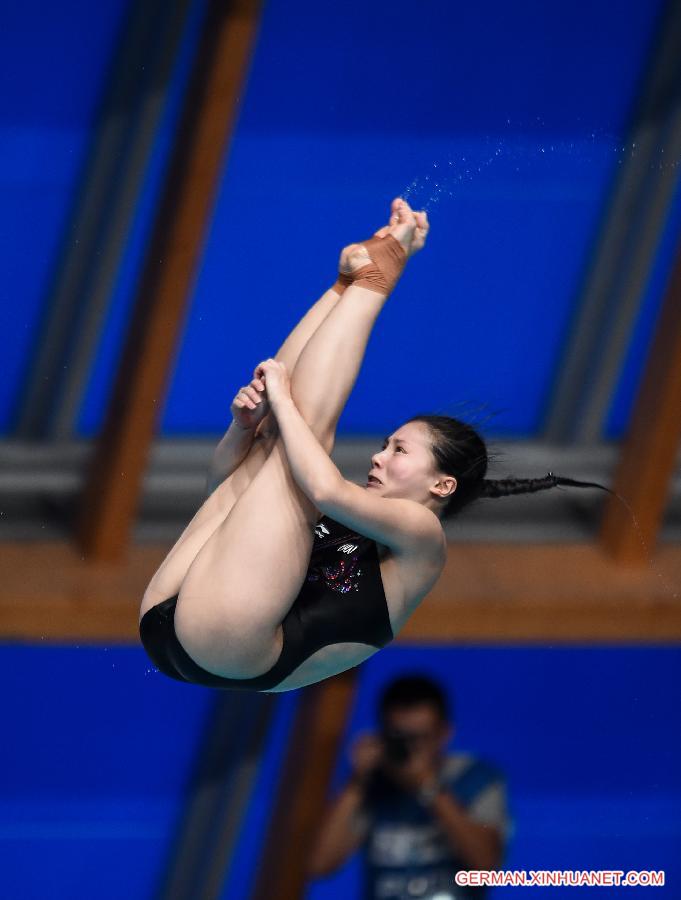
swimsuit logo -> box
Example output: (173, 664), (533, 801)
(338, 543), (358, 554)
(314, 522), (330, 539)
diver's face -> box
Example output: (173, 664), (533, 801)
(366, 421), (440, 503)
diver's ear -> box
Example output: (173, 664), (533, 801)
(431, 475), (457, 500)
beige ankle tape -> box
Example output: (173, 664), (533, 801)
(351, 234), (407, 295)
(331, 272), (353, 295)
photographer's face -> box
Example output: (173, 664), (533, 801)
(382, 703), (452, 768)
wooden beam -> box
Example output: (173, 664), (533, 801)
(250, 672), (358, 900)
(600, 237), (681, 563)
(2, 542), (681, 643)
(77, 0), (263, 560)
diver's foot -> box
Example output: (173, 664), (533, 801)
(338, 199), (417, 280)
(383, 196), (417, 254)
(373, 198), (428, 258)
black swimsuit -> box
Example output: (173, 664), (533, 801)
(139, 515), (394, 691)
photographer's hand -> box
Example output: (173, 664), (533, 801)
(383, 749), (441, 795)
(347, 732), (383, 791)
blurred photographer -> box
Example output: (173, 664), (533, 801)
(307, 674), (509, 899)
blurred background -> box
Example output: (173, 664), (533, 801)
(1, 0), (680, 897)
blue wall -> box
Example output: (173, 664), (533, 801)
(2, 6), (680, 898)
(2, 642), (679, 899)
(0, 641), (213, 899)
(1, 0), (674, 438)
(0, 0), (133, 433)
(154, 0), (667, 439)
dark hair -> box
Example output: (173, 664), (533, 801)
(379, 674), (451, 725)
(406, 413), (613, 520)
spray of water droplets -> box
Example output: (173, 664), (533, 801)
(397, 120), (680, 600)
(399, 120), (680, 213)
(402, 138), (506, 210)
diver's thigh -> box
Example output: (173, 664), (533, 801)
(140, 432), (278, 617)
(173, 437), (319, 677)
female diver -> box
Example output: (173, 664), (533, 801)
(139, 197), (600, 692)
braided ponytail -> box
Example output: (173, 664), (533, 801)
(479, 473), (612, 500)
(406, 414), (613, 519)
(405, 414), (678, 601)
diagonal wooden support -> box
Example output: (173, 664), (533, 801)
(77, 0), (263, 560)
(252, 670), (359, 900)
(600, 234), (681, 563)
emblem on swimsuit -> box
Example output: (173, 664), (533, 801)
(307, 554), (362, 594)
(338, 543), (358, 554)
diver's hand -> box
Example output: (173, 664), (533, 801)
(230, 375), (269, 431)
(254, 358), (292, 413)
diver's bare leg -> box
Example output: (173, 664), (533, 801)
(141, 204), (428, 615)
(172, 279), (388, 675)
(172, 202), (418, 678)
(140, 286), (345, 614)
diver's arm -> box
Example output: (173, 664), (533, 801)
(269, 397), (341, 503)
(271, 395), (443, 558)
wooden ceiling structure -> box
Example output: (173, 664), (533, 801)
(1, 2), (680, 899)
(1, 0), (679, 644)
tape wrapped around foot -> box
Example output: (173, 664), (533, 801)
(351, 233), (407, 296)
(331, 272), (353, 295)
